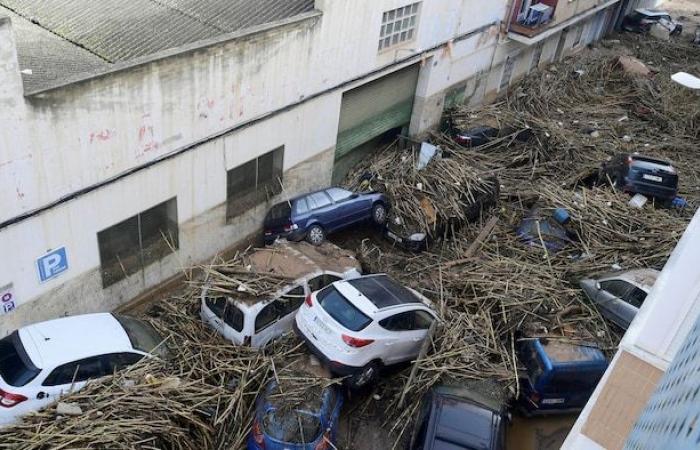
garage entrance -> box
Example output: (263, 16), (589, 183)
(332, 64), (420, 183)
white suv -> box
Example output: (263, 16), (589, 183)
(0, 313), (168, 426)
(295, 274), (437, 388)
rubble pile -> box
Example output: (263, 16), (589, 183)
(344, 147), (499, 239)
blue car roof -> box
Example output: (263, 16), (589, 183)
(533, 339), (607, 369)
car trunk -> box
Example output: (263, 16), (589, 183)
(264, 202), (294, 234)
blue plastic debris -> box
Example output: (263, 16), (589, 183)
(672, 197), (688, 209)
(553, 208), (571, 224)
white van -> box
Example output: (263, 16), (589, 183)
(200, 241), (361, 349)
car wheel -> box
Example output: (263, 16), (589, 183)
(348, 361), (380, 389)
(372, 203), (387, 225)
(306, 225), (325, 246)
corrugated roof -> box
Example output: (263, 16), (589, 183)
(0, 0), (315, 93)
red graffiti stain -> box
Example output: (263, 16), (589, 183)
(89, 129), (113, 144)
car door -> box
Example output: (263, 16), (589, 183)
(597, 280), (635, 328)
(378, 310), (434, 365)
(617, 286), (647, 328)
(306, 191), (338, 231)
(40, 355), (111, 405)
(273, 285), (306, 343)
(326, 188), (362, 225)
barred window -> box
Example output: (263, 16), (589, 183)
(379, 3), (420, 51)
(98, 198), (179, 288)
(226, 147), (284, 220)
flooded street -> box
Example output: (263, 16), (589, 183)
(507, 414), (578, 450)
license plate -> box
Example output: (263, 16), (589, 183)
(643, 174), (663, 182)
(541, 398), (566, 405)
(386, 231), (403, 243)
(313, 316), (332, 334)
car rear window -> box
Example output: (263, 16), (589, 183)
(262, 409), (321, 444)
(348, 275), (423, 308)
(266, 202), (292, 223)
(318, 286), (372, 332)
(114, 315), (169, 359)
(205, 297), (245, 332)
(0, 331), (41, 387)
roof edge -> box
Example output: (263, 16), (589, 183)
(24, 9), (322, 97)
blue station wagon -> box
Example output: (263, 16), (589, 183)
(517, 338), (608, 415)
(264, 187), (389, 245)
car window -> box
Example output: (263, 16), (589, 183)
(625, 287), (647, 308)
(326, 188), (354, 203)
(600, 280), (634, 299)
(43, 356), (109, 386)
(380, 310), (433, 331)
(308, 274), (342, 293)
(266, 202), (292, 222)
(307, 192), (332, 210)
(102, 352), (144, 374)
(255, 300), (283, 333)
(294, 198), (309, 215)
(114, 315), (169, 359)
(206, 296), (244, 332)
(318, 286), (372, 332)
(518, 343), (545, 385)
(279, 285), (306, 316)
(0, 331), (41, 387)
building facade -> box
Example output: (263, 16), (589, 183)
(0, 0), (621, 333)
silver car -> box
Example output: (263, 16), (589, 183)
(580, 269), (660, 329)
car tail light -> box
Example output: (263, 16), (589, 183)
(283, 223), (299, 232)
(252, 418), (265, 448)
(305, 294), (313, 307)
(243, 336), (252, 347)
(0, 389), (27, 408)
(314, 431), (332, 450)
(342, 334), (374, 348)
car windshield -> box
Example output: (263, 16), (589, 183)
(262, 408), (321, 444)
(318, 286), (372, 332)
(114, 315), (170, 359)
(0, 331), (41, 387)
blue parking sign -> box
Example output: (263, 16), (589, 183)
(37, 247), (69, 283)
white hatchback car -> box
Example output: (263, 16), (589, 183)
(0, 313), (167, 426)
(200, 241), (361, 349)
(295, 274), (437, 388)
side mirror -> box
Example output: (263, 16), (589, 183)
(350, 193), (359, 199)
(596, 282), (602, 290)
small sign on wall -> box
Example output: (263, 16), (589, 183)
(36, 247), (69, 283)
(0, 284), (17, 315)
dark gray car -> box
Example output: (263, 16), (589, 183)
(580, 269), (659, 329)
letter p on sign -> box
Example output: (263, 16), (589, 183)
(37, 247), (69, 283)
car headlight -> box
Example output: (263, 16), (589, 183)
(409, 233), (426, 242)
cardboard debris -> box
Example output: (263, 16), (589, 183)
(617, 55), (651, 77)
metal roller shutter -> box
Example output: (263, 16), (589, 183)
(335, 64), (420, 159)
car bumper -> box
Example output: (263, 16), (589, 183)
(293, 321), (364, 377)
(263, 229), (305, 245)
(623, 182), (677, 201)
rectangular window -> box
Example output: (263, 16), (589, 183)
(98, 198), (179, 288)
(379, 3), (420, 52)
(226, 147), (284, 220)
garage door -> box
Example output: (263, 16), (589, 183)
(335, 64), (420, 159)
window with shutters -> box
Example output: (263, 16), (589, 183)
(379, 3), (421, 51)
(226, 147), (284, 220)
